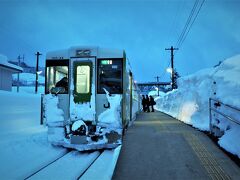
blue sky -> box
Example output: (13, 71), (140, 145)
(0, 0), (240, 82)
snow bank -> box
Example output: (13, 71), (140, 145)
(0, 89), (66, 179)
(43, 94), (65, 142)
(98, 89), (122, 128)
(148, 90), (166, 97)
(69, 70), (96, 122)
(81, 145), (122, 180)
(12, 86), (45, 94)
(12, 72), (45, 85)
(44, 94), (64, 125)
(155, 55), (240, 157)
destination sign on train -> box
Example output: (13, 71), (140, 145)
(76, 49), (91, 56)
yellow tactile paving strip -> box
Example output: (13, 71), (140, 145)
(184, 133), (231, 180)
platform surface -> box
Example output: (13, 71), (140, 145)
(113, 111), (240, 180)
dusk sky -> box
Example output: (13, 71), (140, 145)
(0, 0), (240, 82)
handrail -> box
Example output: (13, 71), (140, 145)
(210, 98), (240, 112)
(210, 108), (240, 126)
(209, 98), (240, 134)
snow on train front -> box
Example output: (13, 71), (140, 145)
(41, 46), (137, 151)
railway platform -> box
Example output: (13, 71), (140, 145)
(113, 111), (240, 180)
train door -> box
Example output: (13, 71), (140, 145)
(96, 59), (123, 125)
(45, 59), (69, 121)
(70, 58), (96, 123)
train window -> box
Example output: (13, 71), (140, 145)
(45, 60), (69, 94)
(76, 65), (90, 93)
(73, 62), (92, 103)
(97, 59), (123, 94)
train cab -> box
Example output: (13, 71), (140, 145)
(42, 46), (140, 151)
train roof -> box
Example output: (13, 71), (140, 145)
(46, 46), (125, 60)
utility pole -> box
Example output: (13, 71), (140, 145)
(35, 51), (42, 94)
(154, 76), (160, 96)
(165, 46), (178, 90)
(17, 55), (24, 93)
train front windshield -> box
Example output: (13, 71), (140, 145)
(45, 60), (69, 94)
(97, 59), (123, 94)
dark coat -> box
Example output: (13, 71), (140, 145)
(149, 96), (155, 105)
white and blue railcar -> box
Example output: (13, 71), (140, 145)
(42, 46), (140, 151)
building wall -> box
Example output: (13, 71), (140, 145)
(0, 67), (13, 91)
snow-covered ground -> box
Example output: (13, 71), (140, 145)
(12, 85), (45, 94)
(155, 55), (240, 158)
(0, 87), (122, 179)
(12, 73), (45, 86)
(0, 89), (67, 179)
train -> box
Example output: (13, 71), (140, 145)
(42, 46), (141, 151)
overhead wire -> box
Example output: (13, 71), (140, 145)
(166, 0), (183, 44)
(159, 1), (185, 81)
(178, 0), (206, 48)
(175, 0), (200, 48)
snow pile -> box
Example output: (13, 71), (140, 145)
(155, 55), (240, 157)
(70, 85), (96, 122)
(219, 125), (240, 156)
(43, 94), (64, 125)
(12, 86), (45, 94)
(12, 72), (45, 85)
(43, 94), (65, 142)
(72, 120), (88, 132)
(0, 89), (66, 179)
(98, 89), (122, 128)
(148, 90), (166, 97)
(81, 145), (122, 180)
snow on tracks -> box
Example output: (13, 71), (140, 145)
(25, 145), (121, 180)
(26, 150), (100, 180)
(80, 145), (122, 180)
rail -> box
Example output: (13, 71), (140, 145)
(209, 98), (240, 134)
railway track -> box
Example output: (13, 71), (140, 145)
(24, 145), (121, 180)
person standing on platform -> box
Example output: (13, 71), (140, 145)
(149, 95), (156, 112)
(146, 95), (150, 112)
(141, 95), (146, 112)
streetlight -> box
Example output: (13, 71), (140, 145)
(166, 67), (173, 74)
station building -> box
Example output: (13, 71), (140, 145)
(0, 54), (23, 91)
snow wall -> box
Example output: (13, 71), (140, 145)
(155, 55), (240, 158)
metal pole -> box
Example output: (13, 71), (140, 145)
(165, 46), (178, 90)
(35, 52), (42, 94)
(170, 46), (174, 89)
(154, 76), (160, 96)
(17, 55), (20, 92)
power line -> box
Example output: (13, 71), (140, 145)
(167, 0), (184, 44)
(170, 0), (187, 44)
(178, 0), (206, 48)
(176, 0), (200, 48)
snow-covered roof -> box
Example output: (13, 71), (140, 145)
(0, 54), (23, 73)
